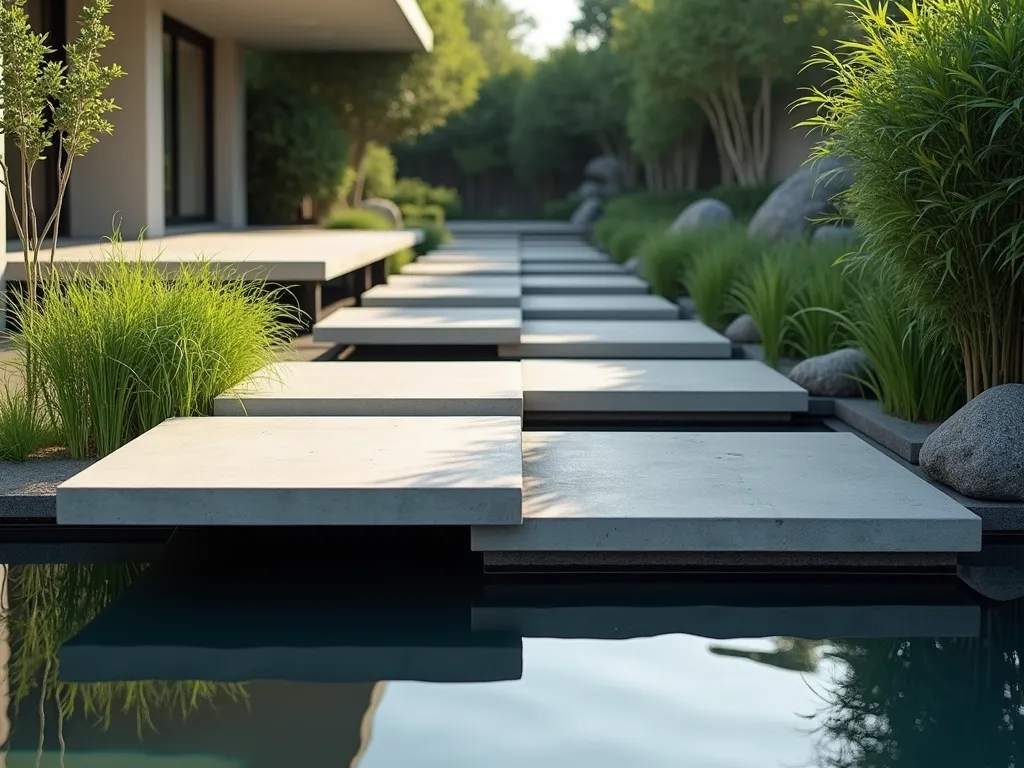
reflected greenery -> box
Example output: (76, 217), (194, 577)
(1, 563), (247, 756)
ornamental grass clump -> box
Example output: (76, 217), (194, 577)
(732, 250), (799, 369)
(684, 228), (761, 332)
(801, 0), (1024, 399)
(11, 242), (296, 459)
(786, 240), (857, 358)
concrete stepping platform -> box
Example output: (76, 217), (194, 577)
(522, 294), (677, 320)
(521, 275), (648, 295)
(58, 416), (523, 526)
(314, 307), (521, 346)
(386, 275), (521, 289)
(419, 252), (519, 263)
(471, 431), (981, 558)
(400, 261), (520, 277)
(500, 320), (731, 359)
(361, 282), (521, 308)
(215, 361), (523, 417)
(471, 582), (980, 639)
(521, 261), (625, 275)
(522, 359), (808, 413)
(520, 250), (610, 263)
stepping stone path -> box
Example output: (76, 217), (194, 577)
(58, 229), (982, 564)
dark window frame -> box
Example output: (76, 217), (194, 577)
(163, 14), (215, 226)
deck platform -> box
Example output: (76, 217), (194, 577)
(215, 361), (522, 417)
(522, 359), (808, 413)
(58, 416), (523, 526)
(314, 307), (522, 346)
(361, 283), (521, 308)
(521, 294), (677, 320)
(470, 431), (981, 557)
(500, 320), (731, 359)
(521, 275), (648, 295)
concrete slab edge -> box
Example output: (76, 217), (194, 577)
(834, 398), (937, 464)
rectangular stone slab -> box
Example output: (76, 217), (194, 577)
(522, 294), (677, 320)
(501, 320), (731, 359)
(470, 431), (981, 553)
(361, 283), (521, 308)
(520, 250), (610, 263)
(58, 416), (523, 526)
(215, 361), (523, 417)
(400, 261), (521, 277)
(314, 307), (521, 346)
(521, 262), (626, 275)
(521, 275), (648, 295)
(419, 252), (520, 264)
(522, 359), (808, 412)
(386, 275), (522, 289)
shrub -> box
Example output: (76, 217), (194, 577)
(835, 280), (965, 422)
(339, 143), (397, 203)
(685, 229), (762, 331)
(389, 249), (416, 275)
(393, 178), (462, 218)
(246, 82), (348, 225)
(641, 233), (696, 298)
(802, 0), (1024, 399)
(786, 241), (857, 358)
(603, 191), (700, 223)
(732, 250), (799, 369)
(409, 220), (452, 255)
(607, 222), (659, 264)
(543, 196), (582, 221)
(11, 245), (296, 459)
(708, 183), (777, 220)
(0, 384), (53, 461)
(400, 203), (445, 226)
(324, 209), (393, 231)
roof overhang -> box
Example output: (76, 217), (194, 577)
(161, 0), (433, 52)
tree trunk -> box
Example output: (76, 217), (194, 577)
(346, 135), (369, 207)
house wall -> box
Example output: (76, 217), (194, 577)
(768, 88), (823, 184)
(66, 0), (247, 241)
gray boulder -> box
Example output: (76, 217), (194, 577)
(958, 565), (1024, 601)
(919, 384), (1024, 501)
(623, 255), (641, 275)
(725, 314), (761, 344)
(669, 198), (734, 234)
(360, 198), (402, 229)
(570, 198), (603, 227)
(812, 224), (858, 245)
(576, 180), (603, 199)
(788, 348), (869, 397)
(748, 155), (854, 243)
(584, 155), (623, 185)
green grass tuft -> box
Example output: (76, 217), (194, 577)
(11, 239), (297, 459)
(732, 250), (799, 369)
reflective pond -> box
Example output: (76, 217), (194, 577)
(0, 546), (1021, 768)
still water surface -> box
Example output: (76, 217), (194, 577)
(0, 559), (1019, 767)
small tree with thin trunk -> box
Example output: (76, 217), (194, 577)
(0, 0), (123, 305)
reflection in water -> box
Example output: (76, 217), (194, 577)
(4, 562), (1024, 767)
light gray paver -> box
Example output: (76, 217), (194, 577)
(361, 283), (520, 308)
(215, 361), (523, 417)
(500, 320), (731, 359)
(520, 250), (610, 263)
(400, 261), (520, 277)
(471, 431), (981, 553)
(314, 307), (521, 346)
(522, 359), (808, 413)
(521, 275), (648, 295)
(521, 261), (625, 275)
(58, 416), (523, 526)
(521, 294), (677, 320)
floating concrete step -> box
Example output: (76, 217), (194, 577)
(522, 359), (808, 413)
(314, 307), (521, 346)
(386, 274), (522, 289)
(500, 320), (731, 359)
(58, 416), (523, 526)
(215, 361), (522, 417)
(471, 582), (980, 639)
(419, 252), (519, 264)
(520, 250), (610, 263)
(471, 431), (982, 562)
(522, 294), (677, 320)
(400, 261), (520, 277)
(521, 261), (626, 275)
(361, 283), (520, 308)
(521, 275), (648, 295)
